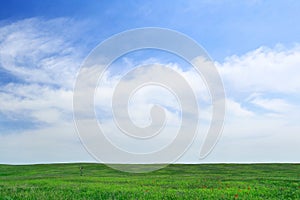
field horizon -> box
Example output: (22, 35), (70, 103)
(0, 163), (299, 199)
(2, 162), (300, 165)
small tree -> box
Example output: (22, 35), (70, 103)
(80, 166), (83, 176)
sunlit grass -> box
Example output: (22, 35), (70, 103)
(0, 163), (299, 199)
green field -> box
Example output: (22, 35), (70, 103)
(0, 163), (299, 199)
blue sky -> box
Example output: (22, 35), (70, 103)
(1, 0), (299, 60)
(0, 0), (300, 164)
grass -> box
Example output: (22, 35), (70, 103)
(0, 163), (299, 199)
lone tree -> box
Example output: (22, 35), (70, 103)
(80, 166), (83, 176)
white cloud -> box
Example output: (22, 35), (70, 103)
(250, 97), (294, 113)
(0, 18), (85, 88)
(226, 98), (253, 117)
(0, 18), (95, 163)
(217, 44), (300, 94)
(0, 17), (300, 164)
(199, 44), (300, 163)
(0, 18), (88, 126)
(0, 122), (93, 164)
(92, 63), (211, 159)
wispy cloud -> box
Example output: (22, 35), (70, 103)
(0, 18), (85, 88)
(0, 18), (87, 128)
(0, 18), (93, 163)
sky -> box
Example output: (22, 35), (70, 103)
(0, 0), (300, 164)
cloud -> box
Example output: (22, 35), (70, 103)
(217, 44), (300, 94)
(226, 99), (253, 117)
(0, 17), (300, 163)
(0, 18), (85, 88)
(198, 44), (300, 163)
(0, 18), (94, 163)
(0, 83), (73, 124)
(91, 63), (211, 160)
(0, 18), (87, 128)
(0, 122), (93, 164)
(250, 97), (294, 114)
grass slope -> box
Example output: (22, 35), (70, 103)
(0, 163), (299, 199)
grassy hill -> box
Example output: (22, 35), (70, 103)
(0, 163), (299, 199)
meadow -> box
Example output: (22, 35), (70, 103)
(0, 163), (299, 199)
